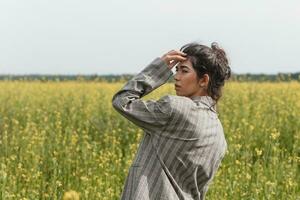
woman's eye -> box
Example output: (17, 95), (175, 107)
(175, 69), (188, 73)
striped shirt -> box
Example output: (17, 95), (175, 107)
(112, 57), (227, 200)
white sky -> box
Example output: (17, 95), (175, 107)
(0, 0), (299, 75)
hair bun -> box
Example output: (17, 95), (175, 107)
(211, 42), (219, 50)
(211, 42), (231, 80)
(211, 42), (227, 60)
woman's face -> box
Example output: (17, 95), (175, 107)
(174, 59), (207, 98)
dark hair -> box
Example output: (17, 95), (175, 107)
(180, 42), (231, 102)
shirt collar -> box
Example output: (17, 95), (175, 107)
(190, 95), (217, 113)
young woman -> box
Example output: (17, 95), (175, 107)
(112, 42), (231, 200)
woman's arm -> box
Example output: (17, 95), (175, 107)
(112, 57), (173, 133)
(112, 51), (186, 133)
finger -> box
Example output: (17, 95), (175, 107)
(166, 55), (187, 62)
(167, 50), (187, 57)
(167, 50), (176, 54)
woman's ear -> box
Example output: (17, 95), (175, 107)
(198, 74), (209, 88)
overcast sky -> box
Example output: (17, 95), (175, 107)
(0, 0), (299, 75)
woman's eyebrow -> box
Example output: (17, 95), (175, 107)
(176, 65), (190, 70)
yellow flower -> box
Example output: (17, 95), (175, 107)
(56, 180), (62, 187)
(270, 128), (280, 140)
(286, 178), (294, 188)
(235, 160), (241, 165)
(246, 173), (251, 180)
(62, 190), (80, 200)
(255, 148), (262, 156)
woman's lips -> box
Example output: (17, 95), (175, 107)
(175, 84), (181, 90)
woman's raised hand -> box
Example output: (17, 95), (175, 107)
(160, 50), (187, 70)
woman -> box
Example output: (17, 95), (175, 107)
(112, 42), (231, 200)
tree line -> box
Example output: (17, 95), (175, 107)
(0, 72), (299, 82)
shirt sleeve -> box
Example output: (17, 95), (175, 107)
(112, 57), (174, 133)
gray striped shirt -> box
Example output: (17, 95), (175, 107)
(112, 57), (227, 200)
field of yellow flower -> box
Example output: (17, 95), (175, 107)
(0, 81), (299, 199)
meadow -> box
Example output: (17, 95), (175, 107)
(0, 81), (299, 200)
